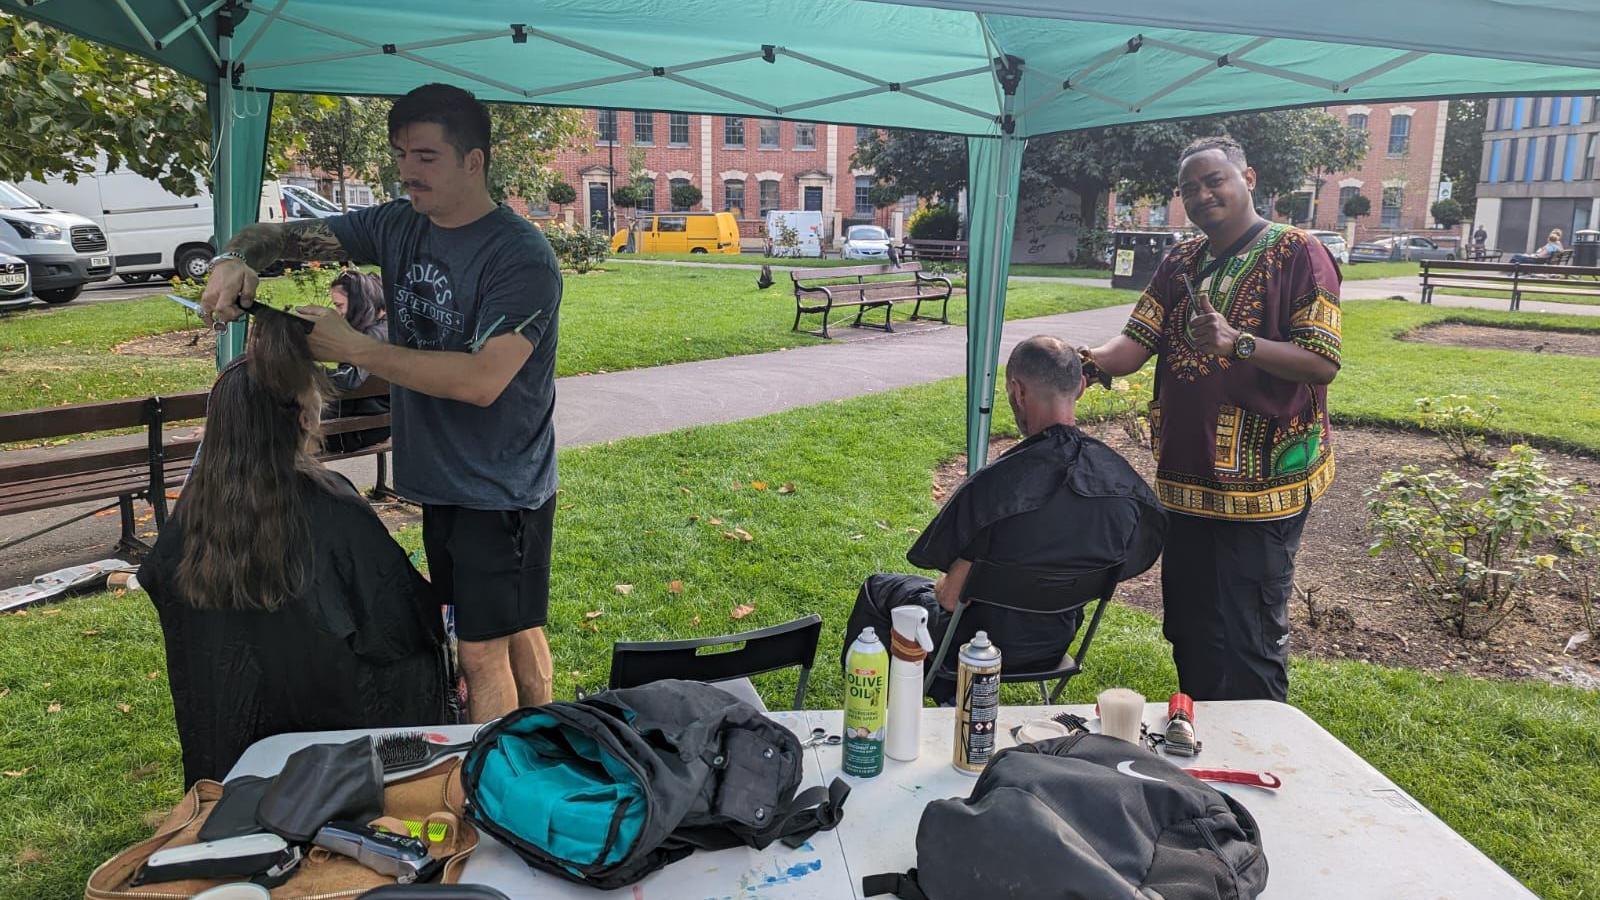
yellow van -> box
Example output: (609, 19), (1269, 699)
(612, 212), (741, 255)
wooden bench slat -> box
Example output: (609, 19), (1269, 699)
(0, 398), (149, 444)
(792, 263), (924, 281)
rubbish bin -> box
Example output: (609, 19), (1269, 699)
(1573, 230), (1600, 268)
(1111, 230), (1178, 291)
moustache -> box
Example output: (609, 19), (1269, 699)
(404, 182), (431, 192)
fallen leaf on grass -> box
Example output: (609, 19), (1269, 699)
(731, 604), (756, 621)
(129, 762), (162, 781)
(614, 584), (634, 595)
(147, 671), (161, 680)
(850, 534), (866, 541)
(875, 521), (890, 530)
(3, 767), (34, 778)
(81, 629), (100, 636)
(778, 483), (796, 494)
(722, 528), (754, 542)
(691, 616), (702, 626)
(117, 703), (132, 714)
(15, 847), (45, 866)
(732, 481), (744, 491)
(46, 702), (61, 714)
(585, 610), (605, 620)
(0, 687), (9, 698)
(559, 503), (575, 511)
(751, 481), (769, 491)
(668, 580), (685, 594)
(708, 516), (723, 526)
(40, 682), (50, 689)
(678, 486), (692, 495)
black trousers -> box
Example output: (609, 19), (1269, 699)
(842, 573), (1081, 703)
(1160, 508), (1308, 702)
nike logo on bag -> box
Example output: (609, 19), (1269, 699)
(1117, 760), (1163, 782)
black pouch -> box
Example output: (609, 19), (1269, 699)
(256, 737), (384, 843)
(197, 775), (272, 842)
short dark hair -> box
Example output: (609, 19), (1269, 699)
(1006, 335), (1084, 395)
(388, 83), (493, 175)
(1179, 135), (1248, 172)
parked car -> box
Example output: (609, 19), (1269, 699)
(1308, 230), (1349, 265)
(0, 251), (32, 310)
(1350, 235), (1457, 263)
(0, 180), (112, 304)
(281, 183), (344, 219)
(841, 224), (892, 260)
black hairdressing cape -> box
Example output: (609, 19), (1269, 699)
(138, 474), (448, 786)
(908, 424), (1165, 576)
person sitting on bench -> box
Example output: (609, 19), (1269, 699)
(1510, 229), (1563, 265)
(138, 312), (448, 786)
(323, 268), (391, 453)
(841, 336), (1166, 702)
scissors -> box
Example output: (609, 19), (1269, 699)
(799, 727), (842, 748)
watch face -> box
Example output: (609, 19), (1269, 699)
(1236, 333), (1256, 359)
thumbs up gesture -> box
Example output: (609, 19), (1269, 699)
(1187, 290), (1242, 358)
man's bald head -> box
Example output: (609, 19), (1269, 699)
(1007, 335), (1084, 396)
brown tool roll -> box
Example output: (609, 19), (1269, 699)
(86, 758), (478, 899)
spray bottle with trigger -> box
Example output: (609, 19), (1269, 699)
(885, 606), (935, 761)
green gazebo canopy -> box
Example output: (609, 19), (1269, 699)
(10, 0), (1600, 468)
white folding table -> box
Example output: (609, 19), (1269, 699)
(227, 700), (1533, 899)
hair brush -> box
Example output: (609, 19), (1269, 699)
(374, 731), (474, 773)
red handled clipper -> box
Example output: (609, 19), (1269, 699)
(1163, 693), (1202, 757)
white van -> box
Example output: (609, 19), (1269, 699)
(764, 210), (825, 258)
(21, 166), (290, 284)
(0, 181), (113, 304)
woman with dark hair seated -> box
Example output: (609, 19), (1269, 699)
(138, 311), (447, 786)
(324, 269), (392, 453)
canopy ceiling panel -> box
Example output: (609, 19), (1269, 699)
(10, 0), (1600, 138)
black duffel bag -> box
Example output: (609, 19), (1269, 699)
(460, 680), (848, 890)
(865, 733), (1268, 900)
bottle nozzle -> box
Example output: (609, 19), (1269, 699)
(891, 606), (935, 652)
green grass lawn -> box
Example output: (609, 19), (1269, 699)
(0, 268), (1135, 413)
(3, 364), (1598, 897)
(1334, 300), (1600, 452)
(1430, 285), (1600, 307)
(1341, 260), (1421, 280)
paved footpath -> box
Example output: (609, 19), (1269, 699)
(0, 303), (1132, 588)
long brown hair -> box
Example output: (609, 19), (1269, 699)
(173, 313), (340, 611)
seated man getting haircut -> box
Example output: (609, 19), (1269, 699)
(842, 336), (1166, 701)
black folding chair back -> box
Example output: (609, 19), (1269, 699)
(608, 614), (823, 710)
(924, 562), (1120, 704)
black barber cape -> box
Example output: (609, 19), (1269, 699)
(138, 474), (449, 786)
(908, 424), (1165, 578)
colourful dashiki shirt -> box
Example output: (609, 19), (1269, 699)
(1121, 223), (1342, 522)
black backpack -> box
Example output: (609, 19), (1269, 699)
(865, 733), (1268, 900)
(459, 680), (849, 890)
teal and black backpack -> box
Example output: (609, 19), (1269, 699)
(460, 680), (850, 890)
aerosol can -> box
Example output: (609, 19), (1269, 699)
(952, 631), (1002, 775)
(843, 627), (890, 777)
(886, 607), (934, 761)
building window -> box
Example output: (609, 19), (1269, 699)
(1588, 97), (1600, 124)
(1346, 113), (1368, 131)
(597, 110), (618, 145)
(1387, 114), (1411, 156)
(1500, 97), (1515, 130)
(633, 111), (654, 146)
(723, 179), (745, 214)
(723, 117), (744, 147)
(1337, 186), (1360, 226)
(1148, 204), (1169, 227)
(669, 113), (690, 146)
(1486, 102), (1498, 131)
(758, 180), (780, 217)
(855, 176), (873, 215)
(1567, 134), (1583, 182)
(669, 178), (692, 212)
(1381, 187), (1403, 229)
(1505, 138), (1520, 182)
(759, 120), (781, 149)
(1549, 97), (1564, 126)
(1532, 98), (1547, 126)
(1513, 97), (1528, 129)
(636, 178), (655, 213)
(1541, 136), (1557, 181)
(1586, 134), (1599, 180)
(795, 123), (816, 150)
(1571, 97), (1585, 126)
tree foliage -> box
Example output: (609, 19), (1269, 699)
(1431, 197), (1465, 229)
(1441, 99), (1486, 219)
(283, 96), (385, 209)
(1342, 192), (1372, 220)
(546, 178), (577, 205)
(671, 182), (703, 211)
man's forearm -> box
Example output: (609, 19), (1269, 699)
(1086, 335), (1154, 377)
(348, 337), (519, 408)
(1246, 339), (1339, 385)
(224, 219), (345, 271)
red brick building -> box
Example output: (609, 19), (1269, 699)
(524, 110), (898, 247)
(1108, 100), (1450, 245)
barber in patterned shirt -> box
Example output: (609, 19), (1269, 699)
(1082, 135), (1342, 702)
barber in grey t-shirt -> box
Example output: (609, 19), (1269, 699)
(200, 84), (561, 723)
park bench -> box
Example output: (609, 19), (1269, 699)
(899, 238), (969, 262)
(1465, 247), (1503, 262)
(0, 379), (395, 555)
(1419, 258), (1600, 311)
(790, 261), (958, 338)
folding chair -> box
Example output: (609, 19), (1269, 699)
(608, 613), (823, 712)
(924, 562), (1121, 704)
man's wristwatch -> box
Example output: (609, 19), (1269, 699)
(208, 250), (250, 272)
(1233, 332), (1257, 360)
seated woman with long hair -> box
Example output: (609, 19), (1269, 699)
(138, 312), (447, 786)
(324, 269), (392, 453)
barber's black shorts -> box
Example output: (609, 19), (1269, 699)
(422, 499), (554, 642)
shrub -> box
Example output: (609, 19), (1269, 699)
(1414, 394), (1502, 464)
(546, 179), (577, 205)
(908, 204), (960, 240)
(1367, 444), (1594, 639)
(1431, 198), (1464, 229)
(1342, 193), (1371, 221)
(543, 222), (611, 273)
(612, 184), (640, 208)
(670, 182), (703, 211)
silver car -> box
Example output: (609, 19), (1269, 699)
(841, 224), (892, 260)
(1350, 235), (1458, 263)
(1308, 230), (1349, 265)
(0, 251), (32, 310)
